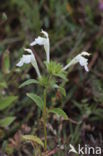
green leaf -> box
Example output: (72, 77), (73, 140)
(0, 81), (7, 89)
(48, 108), (68, 120)
(19, 79), (38, 88)
(0, 96), (18, 111)
(27, 93), (43, 110)
(38, 76), (56, 88)
(22, 135), (44, 148)
(38, 76), (49, 87)
(0, 117), (15, 127)
(2, 50), (10, 74)
(55, 73), (67, 81)
(45, 61), (67, 81)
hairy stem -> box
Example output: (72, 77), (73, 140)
(43, 89), (47, 151)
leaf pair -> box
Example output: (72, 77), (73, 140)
(27, 93), (68, 120)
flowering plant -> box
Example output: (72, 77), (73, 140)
(17, 30), (90, 152)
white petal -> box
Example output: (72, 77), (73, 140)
(22, 55), (31, 64)
(77, 56), (89, 72)
(16, 48), (41, 77)
(81, 51), (91, 56)
(31, 61), (41, 77)
(16, 55), (31, 67)
(44, 39), (50, 63)
(63, 52), (90, 72)
(78, 56), (88, 66)
(30, 37), (46, 46)
(23, 49), (41, 77)
(63, 59), (77, 70)
(41, 29), (48, 38)
(84, 65), (89, 72)
(16, 59), (24, 67)
(30, 30), (50, 63)
(24, 48), (36, 61)
(24, 48), (32, 54)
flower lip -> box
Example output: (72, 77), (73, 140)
(16, 48), (41, 77)
(30, 30), (49, 47)
(30, 37), (46, 46)
(30, 30), (50, 63)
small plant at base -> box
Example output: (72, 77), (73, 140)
(16, 30), (90, 152)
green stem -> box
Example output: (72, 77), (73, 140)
(43, 89), (47, 151)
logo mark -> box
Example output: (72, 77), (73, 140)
(68, 144), (102, 155)
(68, 144), (78, 154)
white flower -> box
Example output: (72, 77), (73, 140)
(63, 51), (91, 72)
(16, 48), (41, 77)
(30, 30), (50, 63)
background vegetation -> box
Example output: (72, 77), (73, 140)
(0, 0), (103, 155)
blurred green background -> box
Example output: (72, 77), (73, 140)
(0, 0), (103, 155)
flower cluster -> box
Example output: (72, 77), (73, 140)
(16, 30), (90, 75)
